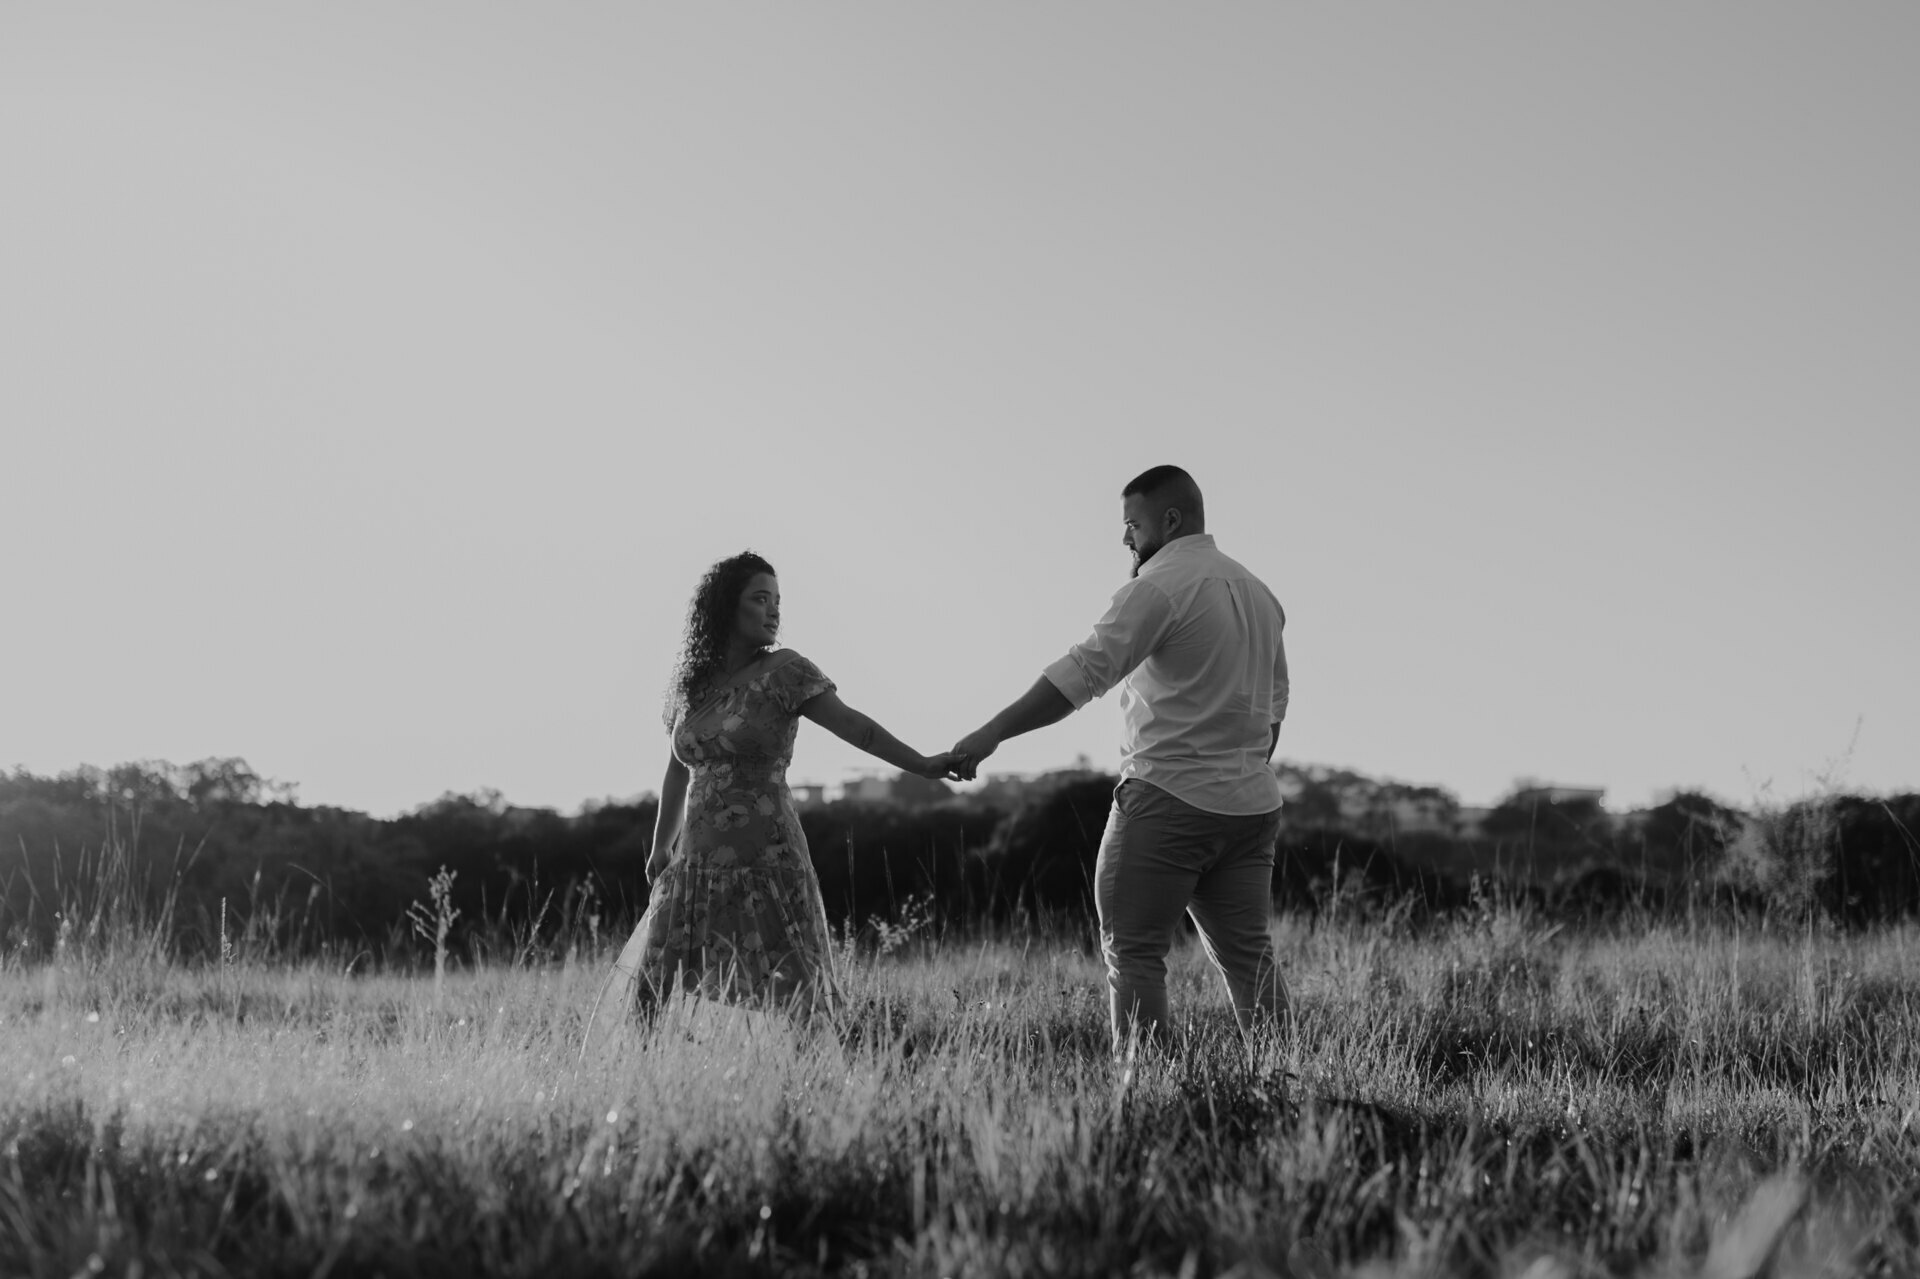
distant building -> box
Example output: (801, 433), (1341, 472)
(1454, 806), (1492, 839)
(1062, 753), (1100, 777)
(791, 783), (829, 810)
(1384, 791), (1457, 836)
(975, 774), (1032, 807)
(1509, 782), (1607, 807)
(844, 774), (898, 805)
(837, 772), (955, 807)
(970, 757), (1106, 812)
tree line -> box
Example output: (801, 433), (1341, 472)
(3, 758), (1916, 964)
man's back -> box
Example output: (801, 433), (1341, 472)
(1118, 535), (1287, 815)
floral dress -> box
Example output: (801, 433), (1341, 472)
(616, 651), (839, 1015)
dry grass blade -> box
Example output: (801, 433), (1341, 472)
(1701, 1173), (1809, 1279)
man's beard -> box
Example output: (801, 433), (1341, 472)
(1129, 543), (1159, 579)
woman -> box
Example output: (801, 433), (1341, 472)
(603, 550), (955, 1026)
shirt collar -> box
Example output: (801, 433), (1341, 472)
(1156, 533), (1214, 557)
(1137, 532), (1214, 575)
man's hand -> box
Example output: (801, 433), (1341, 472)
(949, 729), (1001, 781)
(948, 678), (1074, 780)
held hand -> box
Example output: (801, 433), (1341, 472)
(949, 729), (1001, 781)
(917, 751), (965, 781)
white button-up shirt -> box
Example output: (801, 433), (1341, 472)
(1042, 534), (1288, 816)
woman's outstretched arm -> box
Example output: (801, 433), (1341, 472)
(800, 691), (956, 779)
(647, 754), (690, 882)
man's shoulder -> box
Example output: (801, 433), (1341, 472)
(1181, 545), (1285, 621)
(1159, 539), (1273, 589)
(1110, 569), (1174, 603)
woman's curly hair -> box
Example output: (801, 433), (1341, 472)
(664, 551), (777, 727)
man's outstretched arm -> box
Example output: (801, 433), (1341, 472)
(954, 575), (1173, 780)
(951, 677), (1074, 779)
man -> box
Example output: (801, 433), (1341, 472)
(952, 465), (1290, 1053)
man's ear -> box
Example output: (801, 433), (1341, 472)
(1163, 506), (1182, 535)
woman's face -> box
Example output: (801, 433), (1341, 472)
(733, 572), (781, 648)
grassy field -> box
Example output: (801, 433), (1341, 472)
(5, 900), (1919, 1277)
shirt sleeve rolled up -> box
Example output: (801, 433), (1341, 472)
(1041, 577), (1177, 709)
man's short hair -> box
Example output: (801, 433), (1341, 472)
(1121, 464), (1193, 499)
(1121, 465), (1204, 521)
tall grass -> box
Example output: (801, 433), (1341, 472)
(5, 876), (1918, 1277)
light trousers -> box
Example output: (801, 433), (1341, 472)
(1093, 779), (1286, 1053)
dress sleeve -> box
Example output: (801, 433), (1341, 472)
(770, 652), (836, 713)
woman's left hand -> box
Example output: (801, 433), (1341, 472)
(646, 835), (674, 884)
(919, 751), (965, 781)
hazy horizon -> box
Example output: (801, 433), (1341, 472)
(3, 738), (1884, 822)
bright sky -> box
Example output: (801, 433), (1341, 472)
(4, 5), (1915, 817)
